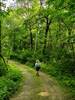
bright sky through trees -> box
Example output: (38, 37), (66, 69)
(1, 0), (16, 10)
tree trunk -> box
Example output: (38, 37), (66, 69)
(0, 20), (1, 56)
(0, 21), (7, 66)
(34, 32), (38, 58)
(30, 27), (33, 50)
(43, 17), (51, 54)
(68, 28), (74, 58)
(12, 31), (16, 52)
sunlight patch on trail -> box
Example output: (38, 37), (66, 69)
(38, 91), (49, 96)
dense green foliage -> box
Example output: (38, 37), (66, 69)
(0, 59), (7, 76)
(0, 62), (22, 100)
(41, 63), (75, 100)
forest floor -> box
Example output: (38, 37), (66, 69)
(8, 61), (66, 100)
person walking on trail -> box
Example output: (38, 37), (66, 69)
(35, 60), (41, 76)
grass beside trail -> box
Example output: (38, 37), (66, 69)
(41, 63), (75, 100)
(0, 63), (22, 100)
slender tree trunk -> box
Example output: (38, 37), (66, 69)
(68, 28), (74, 57)
(19, 40), (22, 50)
(43, 17), (51, 54)
(0, 20), (1, 56)
(35, 21), (39, 52)
(12, 31), (16, 52)
(71, 42), (74, 58)
(30, 26), (33, 50)
(0, 21), (7, 65)
(35, 32), (38, 51)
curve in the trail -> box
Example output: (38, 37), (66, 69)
(9, 61), (65, 100)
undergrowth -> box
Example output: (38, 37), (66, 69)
(41, 63), (75, 100)
(0, 63), (22, 100)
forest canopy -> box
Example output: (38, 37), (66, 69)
(1, 0), (75, 73)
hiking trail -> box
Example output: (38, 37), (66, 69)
(9, 61), (66, 100)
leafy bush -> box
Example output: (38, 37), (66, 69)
(42, 62), (75, 87)
(0, 65), (22, 100)
(41, 62), (75, 99)
(60, 58), (75, 75)
(0, 59), (7, 76)
(6, 66), (22, 82)
(0, 77), (16, 100)
(10, 50), (33, 63)
(10, 49), (45, 65)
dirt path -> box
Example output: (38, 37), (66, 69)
(9, 61), (65, 100)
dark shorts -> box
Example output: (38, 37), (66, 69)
(36, 67), (40, 71)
